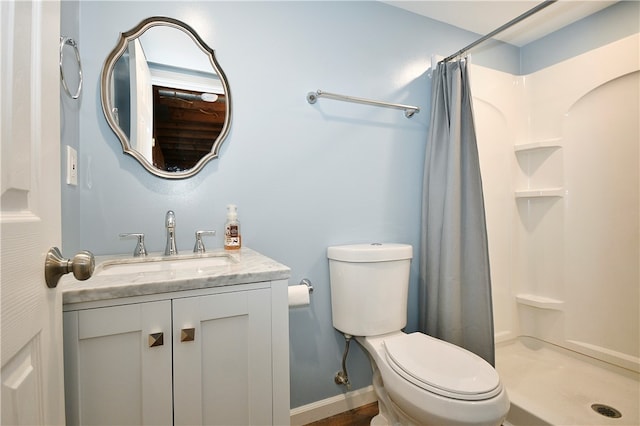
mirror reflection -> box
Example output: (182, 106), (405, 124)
(101, 17), (231, 179)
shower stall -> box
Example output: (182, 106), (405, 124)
(472, 34), (639, 424)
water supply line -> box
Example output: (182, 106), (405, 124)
(334, 334), (352, 390)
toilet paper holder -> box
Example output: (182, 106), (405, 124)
(299, 278), (314, 294)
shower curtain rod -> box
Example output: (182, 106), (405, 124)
(441, 0), (557, 63)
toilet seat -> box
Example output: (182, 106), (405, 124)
(383, 333), (502, 401)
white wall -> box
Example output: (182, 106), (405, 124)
(474, 34), (639, 372)
(471, 64), (521, 342)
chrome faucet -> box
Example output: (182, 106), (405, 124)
(164, 210), (178, 256)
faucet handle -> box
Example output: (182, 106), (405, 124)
(119, 233), (148, 257)
(194, 230), (216, 254)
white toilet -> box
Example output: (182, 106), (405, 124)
(328, 243), (510, 426)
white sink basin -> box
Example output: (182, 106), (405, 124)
(95, 253), (237, 277)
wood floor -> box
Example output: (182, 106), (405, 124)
(303, 402), (379, 426)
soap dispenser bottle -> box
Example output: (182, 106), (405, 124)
(224, 204), (241, 250)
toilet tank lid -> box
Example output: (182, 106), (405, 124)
(327, 243), (413, 262)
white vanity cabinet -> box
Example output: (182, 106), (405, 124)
(63, 275), (290, 426)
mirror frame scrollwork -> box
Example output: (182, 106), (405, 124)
(100, 16), (232, 179)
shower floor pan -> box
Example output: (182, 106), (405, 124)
(496, 337), (639, 425)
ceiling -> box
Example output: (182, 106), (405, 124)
(383, 1), (617, 46)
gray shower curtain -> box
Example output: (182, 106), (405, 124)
(419, 59), (495, 366)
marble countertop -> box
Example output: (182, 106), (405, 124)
(61, 247), (291, 305)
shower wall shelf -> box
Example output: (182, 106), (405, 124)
(514, 138), (562, 152)
(515, 188), (564, 198)
(516, 294), (564, 310)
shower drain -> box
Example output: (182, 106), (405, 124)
(591, 403), (622, 419)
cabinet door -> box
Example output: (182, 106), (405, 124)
(63, 301), (172, 425)
(173, 288), (272, 426)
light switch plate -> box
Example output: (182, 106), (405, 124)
(66, 146), (78, 186)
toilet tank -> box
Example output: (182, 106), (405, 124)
(327, 243), (413, 337)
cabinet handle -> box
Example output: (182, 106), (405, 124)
(181, 327), (195, 342)
(149, 332), (164, 348)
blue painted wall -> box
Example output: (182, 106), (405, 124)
(61, 0), (636, 410)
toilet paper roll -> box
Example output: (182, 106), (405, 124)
(288, 285), (310, 307)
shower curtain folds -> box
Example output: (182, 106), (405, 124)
(419, 59), (495, 365)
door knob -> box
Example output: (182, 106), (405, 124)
(44, 247), (95, 288)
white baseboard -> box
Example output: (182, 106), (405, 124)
(290, 385), (377, 426)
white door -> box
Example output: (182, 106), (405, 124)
(128, 39), (154, 160)
(1, 1), (65, 424)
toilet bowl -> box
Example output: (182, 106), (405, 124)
(328, 243), (509, 426)
(358, 332), (509, 426)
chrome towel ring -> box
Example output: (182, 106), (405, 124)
(60, 36), (83, 99)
